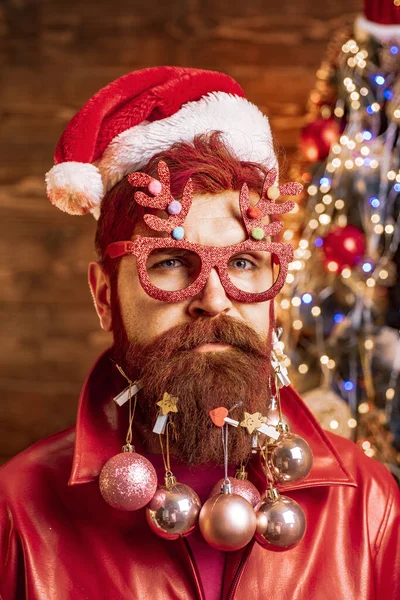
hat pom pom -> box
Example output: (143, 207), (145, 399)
(45, 162), (104, 216)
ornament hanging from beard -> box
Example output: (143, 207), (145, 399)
(112, 306), (273, 466)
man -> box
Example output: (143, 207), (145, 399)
(0, 67), (399, 599)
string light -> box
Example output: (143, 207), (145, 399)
(293, 320), (303, 330)
(348, 419), (357, 429)
(283, 230), (294, 241)
(311, 306), (321, 317)
(298, 364), (309, 374)
(280, 299), (290, 309)
(335, 199), (345, 209)
(385, 224), (394, 234)
(386, 388), (395, 401)
(327, 260), (338, 271)
(319, 214), (331, 225)
(334, 106), (344, 118)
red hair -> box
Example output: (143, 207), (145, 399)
(95, 132), (272, 275)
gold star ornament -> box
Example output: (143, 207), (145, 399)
(156, 392), (179, 416)
(239, 411), (266, 434)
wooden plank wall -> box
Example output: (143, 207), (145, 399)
(0, 0), (362, 463)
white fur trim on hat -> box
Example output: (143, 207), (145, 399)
(355, 15), (400, 42)
(96, 92), (277, 196)
(45, 162), (104, 216)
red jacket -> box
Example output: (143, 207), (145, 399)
(0, 350), (399, 599)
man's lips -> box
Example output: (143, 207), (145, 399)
(193, 343), (232, 353)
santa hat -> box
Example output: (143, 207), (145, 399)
(45, 66), (277, 219)
(356, 0), (400, 41)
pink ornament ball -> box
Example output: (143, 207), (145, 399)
(99, 452), (157, 511)
(210, 477), (261, 508)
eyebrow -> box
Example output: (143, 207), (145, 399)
(148, 248), (193, 257)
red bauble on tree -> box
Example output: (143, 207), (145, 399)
(322, 224), (366, 272)
(300, 118), (340, 163)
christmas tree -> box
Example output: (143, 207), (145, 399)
(280, 1), (400, 481)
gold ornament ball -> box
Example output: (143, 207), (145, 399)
(99, 452), (157, 511)
(146, 482), (201, 540)
(256, 492), (306, 549)
(210, 477), (261, 508)
(268, 433), (313, 484)
(199, 493), (257, 551)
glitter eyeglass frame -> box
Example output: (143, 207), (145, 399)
(106, 236), (293, 303)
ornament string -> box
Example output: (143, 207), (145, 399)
(258, 438), (275, 490)
(115, 364), (138, 446)
(272, 370), (284, 423)
(221, 423), (230, 483)
(159, 420), (176, 479)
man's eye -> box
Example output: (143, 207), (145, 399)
(152, 258), (184, 269)
(229, 258), (256, 270)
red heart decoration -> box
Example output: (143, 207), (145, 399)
(209, 407), (229, 427)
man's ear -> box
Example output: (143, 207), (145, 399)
(88, 262), (113, 332)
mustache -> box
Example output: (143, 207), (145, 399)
(132, 314), (270, 363)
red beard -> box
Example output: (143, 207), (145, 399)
(112, 300), (273, 465)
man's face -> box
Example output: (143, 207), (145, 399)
(92, 189), (274, 465)
(117, 190), (271, 345)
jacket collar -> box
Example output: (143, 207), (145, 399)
(69, 349), (357, 489)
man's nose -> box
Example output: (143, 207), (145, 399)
(187, 268), (233, 317)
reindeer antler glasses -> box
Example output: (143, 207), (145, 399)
(105, 162), (302, 304)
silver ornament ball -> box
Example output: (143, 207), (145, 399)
(199, 491), (257, 552)
(256, 489), (306, 549)
(268, 433), (313, 484)
(146, 480), (201, 540)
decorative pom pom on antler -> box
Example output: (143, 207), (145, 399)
(128, 161), (193, 235)
(240, 169), (302, 241)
